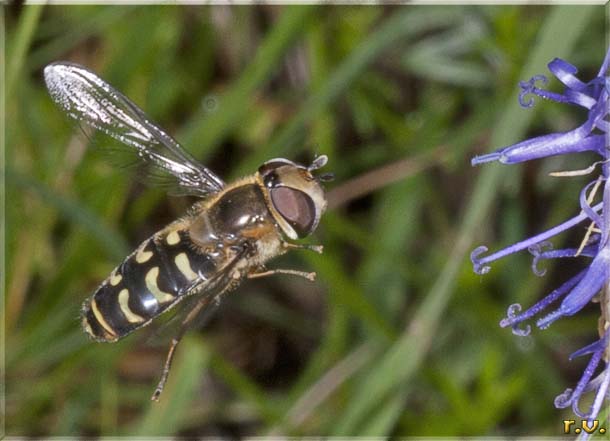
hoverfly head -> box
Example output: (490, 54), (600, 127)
(258, 156), (329, 239)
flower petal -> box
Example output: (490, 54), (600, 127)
(470, 203), (603, 274)
(548, 58), (587, 91)
(471, 132), (606, 166)
(559, 247), (609, 315)
(579, 179), (604, 228)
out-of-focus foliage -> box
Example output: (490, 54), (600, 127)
(4, 3), (607, 437)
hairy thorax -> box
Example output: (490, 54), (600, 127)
(187, 180), (285, 268)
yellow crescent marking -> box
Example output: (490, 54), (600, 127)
(145, 267), (175, 303)
(175, 252), (198, 281)
(118, 289), (145, 323)
(110, 272), (122, 286)
(90, 298), (118, 340)
(136, 244), (153, 263)
(166, 230), (180, 245)
(82, 316), (94, 337)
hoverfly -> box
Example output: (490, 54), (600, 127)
(44, 62), (331, 401)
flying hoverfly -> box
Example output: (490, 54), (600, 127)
(44, 62), (331, 401)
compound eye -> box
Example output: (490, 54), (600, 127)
(270, 187), (316, 238)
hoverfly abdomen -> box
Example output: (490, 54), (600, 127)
(82, 228), (221, 342)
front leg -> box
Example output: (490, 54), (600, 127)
(252, 240), (324, 281)
(248, 267), (316, 281)
(282, 241), (324, 254)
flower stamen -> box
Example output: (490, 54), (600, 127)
(575, 223), (599, 257)
(549, 159), (610, 177)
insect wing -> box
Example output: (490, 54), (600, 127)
(147, 286), (221, 345)
(151, 242), (252, 339)
(44, 62), (225, 196)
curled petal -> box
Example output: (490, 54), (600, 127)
(548, 58), (586, 92)
(579, 179), (605, 228)
(519, 75), (548, 107)
(528, 241), (553, 276)
(529, 243), (598, 277)
(499, 304), (531, 336)
(509, 324), (531, 337)
(471, 246), (490, 275)
(554, 388), (574, 408)
(531, 259), (546, 277)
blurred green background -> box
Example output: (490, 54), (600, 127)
(4, 3), (608, 437)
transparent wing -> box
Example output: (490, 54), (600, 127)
(146, 241), (252, 345)
(44, 62), (225, 196)
(146, 289), (221, 346)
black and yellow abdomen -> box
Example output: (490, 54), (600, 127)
(82, 183), (277, 342)
(82, 228), (222, 342)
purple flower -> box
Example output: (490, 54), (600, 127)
(471, 49), (610, 429)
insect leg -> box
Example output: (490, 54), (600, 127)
(282, 242), (324, 254)
(151, 295), (214, 401)
(151, 336), (181, 401)
(151, 243), (251, 401)
(248, 268), (316, 281)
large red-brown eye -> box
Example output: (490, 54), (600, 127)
(270, 187), (316, 237)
